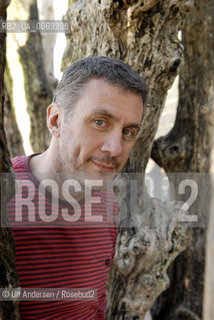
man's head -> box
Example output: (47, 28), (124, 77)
(52, 56), (147, 117)
(47, 56), (147, 178)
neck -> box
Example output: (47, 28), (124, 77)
(29, 144), (59, 178)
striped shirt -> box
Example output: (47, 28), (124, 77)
(7, 155), (119, 319)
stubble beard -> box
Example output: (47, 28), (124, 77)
(59, 150), (122, 195)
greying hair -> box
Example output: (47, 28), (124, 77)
(53, 56), (148, 116)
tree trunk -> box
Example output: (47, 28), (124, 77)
(151, 0), (214, 319)
(6, 0), (52, 153)
(63, 1), (198, 319)
(4, 64), (25, 158)
(0, 0), (20, 319)
(37, 0), (58, 92)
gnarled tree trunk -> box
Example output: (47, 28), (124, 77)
(62, 0), (201, 319)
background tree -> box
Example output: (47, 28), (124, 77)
(4, 64), (24, 158)
(151, 0), (213, 318)
(6, 0), (53, 153)
(0, 0), (20, 319)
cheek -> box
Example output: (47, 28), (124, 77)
(81, 133), (104, 151)
(76, 137), (97, 161)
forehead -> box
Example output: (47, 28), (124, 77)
(73, 78), (143, 121)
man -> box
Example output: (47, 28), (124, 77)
(8, 56), (147, 319)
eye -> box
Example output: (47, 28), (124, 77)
(94, 119), (105, 126)
(123, 128), (137, 140)
(93, 119), (108, 128)
(122, 128), (136, 139)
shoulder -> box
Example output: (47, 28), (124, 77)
(11, 155), (26, 172)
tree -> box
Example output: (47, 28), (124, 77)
(4, 64), (25, 158)
(6, 0), (53, 153)
(0, 0), (20, 319)
(62, 0), (213, 319)
(151, 0), (213, 318)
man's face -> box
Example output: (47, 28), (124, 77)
(56, 79), (143, 179)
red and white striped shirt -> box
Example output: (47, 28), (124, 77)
(7, 155), (119, 319)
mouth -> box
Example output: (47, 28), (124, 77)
(90, 160), (116, 173)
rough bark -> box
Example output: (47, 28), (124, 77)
(6, 0), (52, 153)
(63, 0), (195, 319)
(63, 0), (193, 172)
(151, 0), (214, 319)
(0, 0), (20, 319)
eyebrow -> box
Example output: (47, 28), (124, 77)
(87, 109), (141, 130)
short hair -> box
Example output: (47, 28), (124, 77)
(53, 56), (148, 117)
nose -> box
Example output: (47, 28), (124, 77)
(101, 132), (123, 157)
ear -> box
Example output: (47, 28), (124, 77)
(46, 104), (61, 138)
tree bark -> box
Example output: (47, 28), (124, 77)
(0, 0), (20, 319)
(17, 0), (52, 153)
(6, 0), (52, 153)
(151, 0), (214, 319)
(63, 1), (196, 319)
(37, 0), (58, 92)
